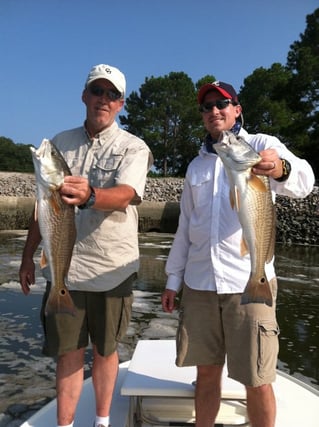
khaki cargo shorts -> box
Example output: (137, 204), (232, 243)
(41, 275), (135, 357)
(176, 282), (279, 387)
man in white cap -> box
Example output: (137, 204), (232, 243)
(20, 64), (153, 427)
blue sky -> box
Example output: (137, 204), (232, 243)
(1, 0), (317, 147)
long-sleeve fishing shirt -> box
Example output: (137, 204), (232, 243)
(165, 128), (315, 294)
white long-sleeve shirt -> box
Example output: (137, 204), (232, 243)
(165, 128), (315, 294)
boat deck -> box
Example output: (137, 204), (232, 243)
(121, 340), (248, 425)
(21, 339), (319, 427)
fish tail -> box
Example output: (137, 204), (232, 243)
(241, 274), (273, 307)
(45, 285), (76, 316)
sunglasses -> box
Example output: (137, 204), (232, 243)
(199, 99), (236, 113)
(89, 85), (122, 101)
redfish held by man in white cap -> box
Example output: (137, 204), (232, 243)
(30, 139), (76, 316)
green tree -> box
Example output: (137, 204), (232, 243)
(239, 64), (294, 143)
(286, 8), (319, 178)
(239, 8), (319, 179)
(0, 136), (34, 172)
(120, 72), (213, 176)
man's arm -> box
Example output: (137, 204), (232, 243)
(19, 211), (42, 295)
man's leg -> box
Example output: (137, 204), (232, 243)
(56, 348), (85, 425)
(92, 345), (119, 417)
(195, 364), (223, 427)
(246, 383), (276, 427)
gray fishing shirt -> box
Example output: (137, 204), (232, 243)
(49, 122), (153, 292)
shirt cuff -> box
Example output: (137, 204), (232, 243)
(166, 274), (183, 293)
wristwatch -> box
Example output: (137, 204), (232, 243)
(275, 159), (291, 182)
(78, 186), (96, 209)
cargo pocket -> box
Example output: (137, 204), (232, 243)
(257, 320), (280, 379)
(175, 308), (189, 367)
(116, 294), (134, 342)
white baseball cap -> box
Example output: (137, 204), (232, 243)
(85, 64), (126, 98)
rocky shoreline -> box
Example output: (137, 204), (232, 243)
(0, 172), (318, 245)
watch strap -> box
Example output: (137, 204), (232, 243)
(275, 159), (291, 182)
(78, 186), (96, 209)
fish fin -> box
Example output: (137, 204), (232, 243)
(39, 249), (48, 269)
(240, 237), (249, 256)
(229, 186), (240, 211)
(45, 284), (76, 316)
(34, 201), (38, 221)
(266, 206), (277, 263)
(235, 187), (241, 210)
(248, 174), (267, 192)
(49, 190), (62, 216)
(229, 190), (235, 209)
(241, 274), (273, 307)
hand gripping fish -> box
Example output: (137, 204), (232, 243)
(214, 131), (276, 307)
(30, 139), (76, 316)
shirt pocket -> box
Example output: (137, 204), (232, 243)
(90, 155), (123, 187)
(189, 170), (213, 208)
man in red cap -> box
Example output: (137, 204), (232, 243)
(162, 80), (314, 426)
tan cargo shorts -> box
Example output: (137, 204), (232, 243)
(175, 281), (279, 387)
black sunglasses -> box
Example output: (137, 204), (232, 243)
(89, 85), (122, 101)
(199, 99), (236, 113)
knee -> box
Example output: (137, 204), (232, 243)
(196, 365), (223, 385)
(246, 383), (274, 398)
(58, 348), (85, 368)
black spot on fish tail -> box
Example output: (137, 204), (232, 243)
(45, 285), (76, 316)
(241, 275), (273, 307)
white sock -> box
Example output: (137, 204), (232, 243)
(95, 415), (110, 427)
(57, 423), (73, 427)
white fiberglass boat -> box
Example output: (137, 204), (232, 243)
(21, 340), (319, 427)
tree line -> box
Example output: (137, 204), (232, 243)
(1, 8), (318, 179)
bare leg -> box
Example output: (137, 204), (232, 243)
(195, 365), (223, 427)
(56, 348), (85, 425)
(246, 384), (276, 427)
(92, 345), (119, 417)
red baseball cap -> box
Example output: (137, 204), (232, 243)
(198, 80), (239, 104)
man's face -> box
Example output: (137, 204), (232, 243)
(200, 90), (242, 140)
(82, 78), (124, 136)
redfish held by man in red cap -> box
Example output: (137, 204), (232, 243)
(214, 130), (276, 307)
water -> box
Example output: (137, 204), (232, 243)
(0, 231), (318, 422)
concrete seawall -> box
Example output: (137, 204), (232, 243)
(137, 201), (180, 233)
(0, 197), (180, 233)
